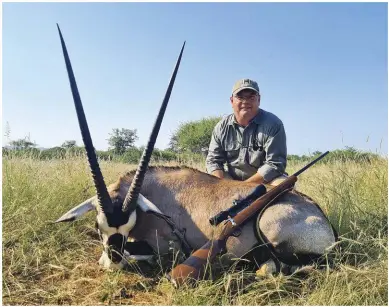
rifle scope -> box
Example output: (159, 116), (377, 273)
(209, 184), (267, 226)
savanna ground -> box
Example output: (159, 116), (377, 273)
(2, 153), (388, 305)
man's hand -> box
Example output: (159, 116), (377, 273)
(211, 170), (225, 179)
(244, 173), (265, 185)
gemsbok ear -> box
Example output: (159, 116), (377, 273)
(54, 196), (97, 223)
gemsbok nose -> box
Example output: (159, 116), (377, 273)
(107, 233), (126, 264)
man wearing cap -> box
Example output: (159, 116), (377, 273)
(206, 78), (287, 185)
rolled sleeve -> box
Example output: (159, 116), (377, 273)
(257, 123), (287, 182)
(206, 126), (225, 173)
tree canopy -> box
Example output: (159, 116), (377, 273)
(107, 128), (138, 154)
(9, 138), (36, 150)
(169, 116), (222, 153)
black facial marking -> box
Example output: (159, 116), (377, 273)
(107, 233), (126, 263)
(105, 197), (132, 228)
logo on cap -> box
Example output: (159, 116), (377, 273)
(232, 78), (260, 95)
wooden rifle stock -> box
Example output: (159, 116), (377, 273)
(166, 175), (297, 287)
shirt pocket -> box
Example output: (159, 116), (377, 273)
(247, 146), (265, 168)
(224, 143), (241, 165)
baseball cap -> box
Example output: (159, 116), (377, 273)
(232, 78), (260, 96)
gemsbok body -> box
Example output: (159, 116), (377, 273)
(54, 25), (337, 279)
(57, 166), (337, 274)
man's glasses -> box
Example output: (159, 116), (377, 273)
(234, 94), (258, 102)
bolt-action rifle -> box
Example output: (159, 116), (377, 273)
(166, 151), (330, 287)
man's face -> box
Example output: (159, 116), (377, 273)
(230, 89), (260, 123)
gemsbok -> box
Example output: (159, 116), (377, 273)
(54, 25), (337, 279)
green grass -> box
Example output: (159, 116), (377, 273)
(2, 154), (388, 305)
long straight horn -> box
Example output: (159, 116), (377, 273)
(122, 42), (186, 213)
(57, 24), (113, 213)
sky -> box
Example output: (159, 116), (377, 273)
(2, 2), (388, 156)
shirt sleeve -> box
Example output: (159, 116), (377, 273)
(257, 123), (287, 183)
(206, 125), (226, 174)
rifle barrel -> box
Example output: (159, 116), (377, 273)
(292, 151), (329, 177)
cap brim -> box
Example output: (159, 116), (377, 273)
(232, 86), (260, 95)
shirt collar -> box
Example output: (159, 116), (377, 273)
(228, 109), (262, 126)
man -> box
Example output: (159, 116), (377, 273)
(206, 78), (287, 185)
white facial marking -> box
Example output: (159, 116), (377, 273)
(118, 211), (137, 236)
(99, 251), (126, 270)
(96, 210), (137, 248)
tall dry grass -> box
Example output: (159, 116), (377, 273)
(2, 154), (388, 305)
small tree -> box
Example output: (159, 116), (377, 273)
(169, 116), (222, 153)
(9, 138), (36, 150)
(61, 140), (77, 149)
(107, 128), (138, 154)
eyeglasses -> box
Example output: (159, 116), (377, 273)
(234, 94), (258, 102)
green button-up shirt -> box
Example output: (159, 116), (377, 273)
(206, 109), (287, 182)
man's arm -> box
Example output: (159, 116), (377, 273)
(211, 169), (225, 179)
(248, 122), (287, 184)
(244, 172), (265, 184)
(206, 125), (227, 178)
